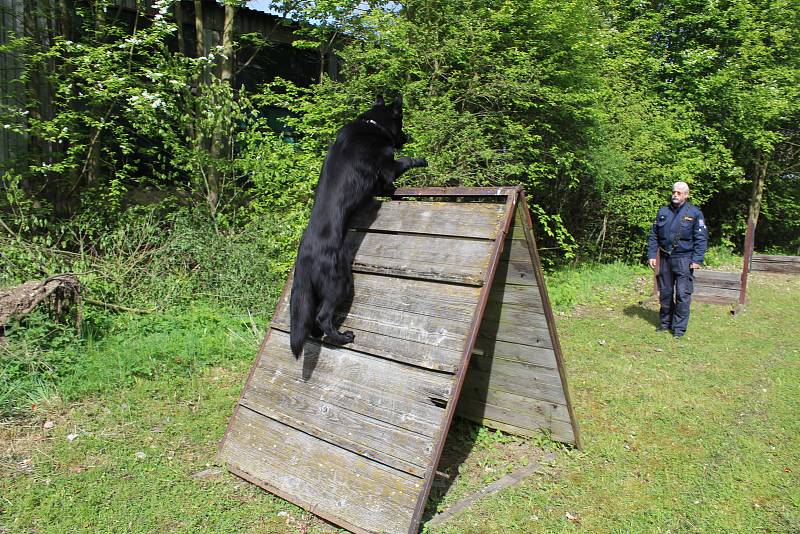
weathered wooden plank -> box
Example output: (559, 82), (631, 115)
(695, 281), (742, 291)
(272, 315), (465, 373)
(346, 231), (493, 285)
(276, 271), (479, 327)
(221, 406), (420, 534)
(477, 310), (553, 349)
(693, 270), (741, 282)
(349, 200), (506, 239)
(692, 286), (739, 299)
(274, 322), (463, 373)
(245, 330), (453, 437)
(349, 274), (481, 323)
(466, 353), (562, 386)
(240, 336), (445, 478)
(694, 271), (741, 290)
(461, 367), (567, 406)
(754, 263), (800, 273)
(273, 273), (475, 372)
(488, 280), (543, 310)
(694, 282), (741, 292)
(493, 227), (542, 287)
(481, 298), (548, 330)
(256, 330), (452, 411)
(274, 293), (471, 352)
(752, 254), (800, 263)
(459, 388), (570, 426)
(457, 395), (575, 440)
(472, 388), (572, 423)
(751, 254), (800, 273)
(472, 341), (558, 370)
(241, 390), (433, 477)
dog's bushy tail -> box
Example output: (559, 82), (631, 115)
(289, 270), (315, 358)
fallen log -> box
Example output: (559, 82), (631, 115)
(0, 274), (83, 335)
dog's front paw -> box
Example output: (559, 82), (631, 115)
(414, 158), (428, 168)
(342, 330), (355, 344)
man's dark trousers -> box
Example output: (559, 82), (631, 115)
(658, 252), (694, 335)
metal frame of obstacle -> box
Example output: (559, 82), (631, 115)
(218, 186), (580, 534)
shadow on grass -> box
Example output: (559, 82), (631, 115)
(623, 303), (660, 328)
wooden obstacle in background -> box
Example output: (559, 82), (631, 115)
(653, 256), (745, 308)
(653, 215), (754, 308)
(653, 217), (799, 309)
(691, 270), (742, 305)
(750, 254), (800, 274)
(218, 186), (580, 534)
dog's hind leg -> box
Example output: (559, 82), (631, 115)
(310, 323), (324, 338)
(316, 298), (355, 346)
(315, 265), (355, 346)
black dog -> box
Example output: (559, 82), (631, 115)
(289, 96), (427, 358)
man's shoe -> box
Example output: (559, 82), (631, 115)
(655, 326), (671, 333)
(673, 332), (684, 338)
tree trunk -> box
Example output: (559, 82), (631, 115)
(175, 0), (185, 55)
(57, 0), (72, 41)
(194, 0), (205, 59)
(85, 0), (111, 189)
(206, 3), (237, 220)
(220, 3), (235, 84)
(746, 154), (768, 251)
(95, 0), (105, 30)
(319, 45), (325, 84)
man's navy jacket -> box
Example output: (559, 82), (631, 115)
(647, 201), (708, 264)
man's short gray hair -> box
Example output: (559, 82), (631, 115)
(673, 181), (689, 193)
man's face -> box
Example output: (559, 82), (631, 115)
(672, 188), (688, 205)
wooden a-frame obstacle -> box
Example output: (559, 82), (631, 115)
(218, 186), (580, 534)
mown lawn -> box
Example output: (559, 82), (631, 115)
(2, 269), (798, 533)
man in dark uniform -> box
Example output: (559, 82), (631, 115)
(647, 181), (708, 338)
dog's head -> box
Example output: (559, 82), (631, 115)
(360, 95), (409, 149)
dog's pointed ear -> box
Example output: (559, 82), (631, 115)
(391, 96), (403, 115)
(374, 95), (385, 107)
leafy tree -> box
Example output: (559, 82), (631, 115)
(254, 0), (608, 260)
(600, 0), (800, 252)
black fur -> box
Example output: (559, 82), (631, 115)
(289, 96), (427, 358)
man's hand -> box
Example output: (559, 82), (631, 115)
(648, 258), (657, 269)
(690, 263), (701, 269)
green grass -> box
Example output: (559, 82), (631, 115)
(544, 261), (650, 311)
(430, 271), (800, 533)
(0, 304), (265, 416)
(2, 268), (798, 533)
(702, 244), (745, 270)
